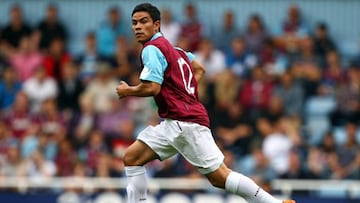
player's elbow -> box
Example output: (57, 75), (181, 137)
(198, 65), (206, 76)
(192, 60), (206, 77)
(198, 63), (206, 74)
(141, 81), (161, 96)
(149, 86), (160, 96)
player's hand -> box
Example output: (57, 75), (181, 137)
(116, 81), (129, 99)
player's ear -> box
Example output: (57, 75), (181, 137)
(154, 20), (160, 32)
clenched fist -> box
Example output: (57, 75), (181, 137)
(116, 81), (129, 99)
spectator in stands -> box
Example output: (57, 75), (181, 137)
(57, 62), (84, 114)
(274, 4), (309, 54)
(0, 4), (31, 52)
(330, 65), (360, 125)
(0, 140), (22, 178)
(303, 84), (337, 145)
(0, 52), (8, 79)
(175, 35), (191, 52)
(273, 70), (304, 117)
(22, 66), (58, 113)
(75, 32), (103, 84)
(242, 14), (270, 54)
(96, 96), (132, 141)
(312, 22), (337, 68)
(0, 121), (20, 176)
(213, 102), (253, 156)
(237, 145), (276, 183)
(82, 62), (119, 113)
(290, 37), (323, 100)
(109, 36), (132, 82)
(2, 92), (35, 140)
(195, 38), (226, 109)
(213, 10), (240, 52)
(68, 94), (97, 149)
(260, 117), (294, 176)
(319, 131), (337, 154)
(328, 121), (360, 179)
(43, 37), (72, 82)
(55, 139), (77, 176)
(112, 118), (136, 163)
(160, 8), (180, 45)
(96, 6), (128, 58)
(79, 130), (109, 176)
(37, 4), (68, 51)
(0, 67), (22, 110)
(19, 150), (57, 184)
(21, 124), (57, 161)
(323, 50), (346, 87)
(239, 66), (274, 121)
(195, 38), (226, 83)
(225, 37), (258, 78)
(9, 33), (43, 82)
(289, 36), (322, 70)
(180, 3), (207, 51)
(306, 146), (331, 179)
(94, 152), (111, 179)
(258, 38), (289, 76)
(307, 130), (337, 179)
(96, 152), (124, 178)
(280, 150), (307, 179)
(37, 99), (67, 143)
(213, 70), (240, 111)
(260, 96), (285, 123)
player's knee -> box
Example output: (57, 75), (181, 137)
(206, 165), (231, 189)
(208, 176), (226, 189)
(123, 150), (139, 166)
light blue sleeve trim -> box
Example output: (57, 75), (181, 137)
(140, 45), (168, 84)
(175, 47), (195, 62)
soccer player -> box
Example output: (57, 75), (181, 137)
(116, 3), (296, 203)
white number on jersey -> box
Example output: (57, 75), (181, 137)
(177, 57), (195, 94)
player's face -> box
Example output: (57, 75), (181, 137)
(132, 11), (160, 44)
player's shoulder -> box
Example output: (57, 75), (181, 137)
(174, 47), (190, 55)
(174, 47), (185, 52)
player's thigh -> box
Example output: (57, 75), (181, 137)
(136, 122), (178, 162)
(123, 140), (158, 166)
(170, 121), (225, 174)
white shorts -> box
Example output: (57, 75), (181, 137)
(137, 119), (224, 174)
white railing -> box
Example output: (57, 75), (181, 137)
(272, 179), (360, 198)
(0, 177), (211, 193)
(1, 177), (360, 198)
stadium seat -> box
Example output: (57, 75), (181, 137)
(333, 126), (360, 145)
(304, 95), (336, 145)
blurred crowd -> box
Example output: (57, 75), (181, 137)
(0, 3), (360, 193)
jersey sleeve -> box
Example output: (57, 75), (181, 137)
(140, 45), (168, 84)
(175, 47), (195, 62)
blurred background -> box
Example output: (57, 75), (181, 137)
(0, 0), (359, 203)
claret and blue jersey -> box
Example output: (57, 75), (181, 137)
(139, 32), (195, 84)
(139, 32), (210, 127)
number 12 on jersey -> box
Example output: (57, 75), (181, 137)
(177, 57), (195, 95)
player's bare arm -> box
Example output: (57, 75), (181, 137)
(116, 80), (161, 99)
(191, 60), (206, 82)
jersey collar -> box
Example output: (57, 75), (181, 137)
(150, 32), (162, 41)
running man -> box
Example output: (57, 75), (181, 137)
(116, 3), (295, 203)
